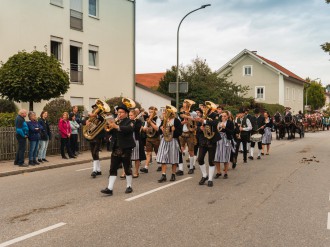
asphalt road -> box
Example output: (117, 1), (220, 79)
(1, 132), (330, 247)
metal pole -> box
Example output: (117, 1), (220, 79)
(176, 4), (211, 110)
(127, 0), (136, 100)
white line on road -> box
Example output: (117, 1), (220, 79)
(328, 213), (330, 230)
(125, 177), (192, 202)
(0, 222), (66, 247)
(76, 167), (92, 172)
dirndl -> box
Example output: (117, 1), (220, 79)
(262, 127), (272, 145)
(214, 132), (232, 163)
(131, 133), (146, 161)
(156, 137), (180, 164)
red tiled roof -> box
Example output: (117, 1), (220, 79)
(256, 55), (306, 83)
(135, 73), (165, 88)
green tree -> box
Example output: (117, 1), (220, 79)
(43, 98), (72, 125)
(306, 81), (326, 110)
(321, 0), (330, 54)
(157, 57), (249, 108)
(0, 50), (70, 111)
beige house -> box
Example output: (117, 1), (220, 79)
(218, 49), (306, 113)
(0, 0), (134, 114)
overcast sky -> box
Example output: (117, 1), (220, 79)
(135, 0), (330, 85)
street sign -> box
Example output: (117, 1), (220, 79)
(304, 105), (311, 111)
(169, 81), (188, 93)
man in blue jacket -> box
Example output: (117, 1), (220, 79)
(14, 109), (29, 166)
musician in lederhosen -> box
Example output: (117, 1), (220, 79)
(195, 101), (221, 187)
(157, 105), (183, 182)
(238, 108), (252, 163)
(262, 111), (273, 155)
(214, 110), (234, 179)
(177, 99), (197, 175)
(129, 110), (146, 178)
(140, 106), (162, 173)
(248, 108), (265, 160)
(101, 100), (136, 196)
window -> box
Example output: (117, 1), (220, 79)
(70, 41), (83, 83)
(286, 87), (290, 100)
(50, 0), (63, 7)
(243, 65), (252, 76)
(292, 88), (295, 101)
(70, 97), (83, 107)
(255, 86), (265, 100)
(89, 0), (98, 18)
(88, 45), (99, 68)
(70, 0), (83, 31)
(50, 36), (63, 61)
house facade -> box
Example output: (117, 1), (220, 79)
(218, 49), (306, 114)
(0, 0), (134, 114)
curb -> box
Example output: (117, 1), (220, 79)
(0, 156), (110, 178)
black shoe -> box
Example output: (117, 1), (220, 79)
(261, 152), (264, 156)
(140, 167), (148, 173)
(248, 156), (254, 160)
(176, 170), (184, 176)
(207, 181), (213, 187)
(69, 156), (76, 159)
(101, 188), (113, 195)
(214, 173), (222, 179)
(120, 175), (126, 179)
(38, 159), (43, 163)
(188, 169), (194, 174)
(62, 156), (68, 159)
(232, 163), (237, 169)
(199, 176), (208, 185)
(257, 156), (261, 160)
(224, 174), (228, 179)
(158, 174), (167, 183)
(19, 163), (29, 167)
(244, 160), (247, 163)
(91, 171), (97, 178)
(96, 171), (102, 176)
(33, 160), (40, 165)
(29, 161), (35, 166)
(170, 174), (176, 181)
(156, 167), (162, 172)
(125, 186), (133, 194)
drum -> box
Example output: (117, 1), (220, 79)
(250, 134), (262, 142)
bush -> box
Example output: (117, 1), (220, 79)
(260, 103), (285, 116)
(0, 112), (16, 127)
(105, 97), (142, 114)
(0, 99), (17, 113)
(43, 98), (72, 125)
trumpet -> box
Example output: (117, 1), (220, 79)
(104, 115), (118, 132)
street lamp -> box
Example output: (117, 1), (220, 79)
(127, 0), (136, 100)
(176, 4), (211, 109)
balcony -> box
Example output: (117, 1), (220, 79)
(70, 63), (83, 83)
(70, 9), (83, 31)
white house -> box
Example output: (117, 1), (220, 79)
(0, 0), (134, 114)
(218, 49), (306, 113)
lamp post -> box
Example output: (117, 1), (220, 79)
(176, 4), (211, 110)
(127, 0), (136, 100)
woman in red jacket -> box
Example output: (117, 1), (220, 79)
(58, 112), (75, 159)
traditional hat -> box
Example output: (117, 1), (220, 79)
(184, 99), (195, 105)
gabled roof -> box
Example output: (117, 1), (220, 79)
(136, 73), (165, 88)
(136, 82), (173, 101)
(218, 49), (306, 84)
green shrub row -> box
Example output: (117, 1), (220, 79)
(0, 112), (16, 127)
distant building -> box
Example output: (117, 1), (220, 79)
(136, 73), (165, 89)
(0, 0), (134, 113)
(217, 49), (306, 113)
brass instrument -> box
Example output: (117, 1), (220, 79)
(104, 97), (136, 132)
(202, 101), (217, 139)
(83, 99), (110, 140)
(217, 121), (224, 132)
(181, 99), (197, 132)
(146, 109), (157, 138)
(134, 109), (145, 120)
(162, 105), (177, 142)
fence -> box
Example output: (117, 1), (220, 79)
(0, 126), (90, 161)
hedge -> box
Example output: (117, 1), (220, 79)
(0, 112), (16, 127)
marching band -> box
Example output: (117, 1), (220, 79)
(83, 97), (281, 196)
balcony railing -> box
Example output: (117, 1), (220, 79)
(70, 9), (83, 31)
(70, 63), (83, 83)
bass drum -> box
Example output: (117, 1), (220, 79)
(250, 134), (262, 142)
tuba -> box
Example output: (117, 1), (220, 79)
(146, 108), (157, 138)
(181, 99), (197, 132)
(162, 105), (176, 142)
(83, 99), (110, 140)
(202, 101), (217, 139)
(104, 97), (136, 132)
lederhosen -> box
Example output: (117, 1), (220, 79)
(197, 112), (221, 167)
(109, 117), (136, 176)
(145, 116), (160, 154)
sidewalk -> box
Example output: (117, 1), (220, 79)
(0, 151), (110, 177)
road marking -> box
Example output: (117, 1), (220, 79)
(125, 177), (192, 202)
(76, 167), (92, 172)
(328, 213), (330, 230)
(0, 222), (66, 247)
